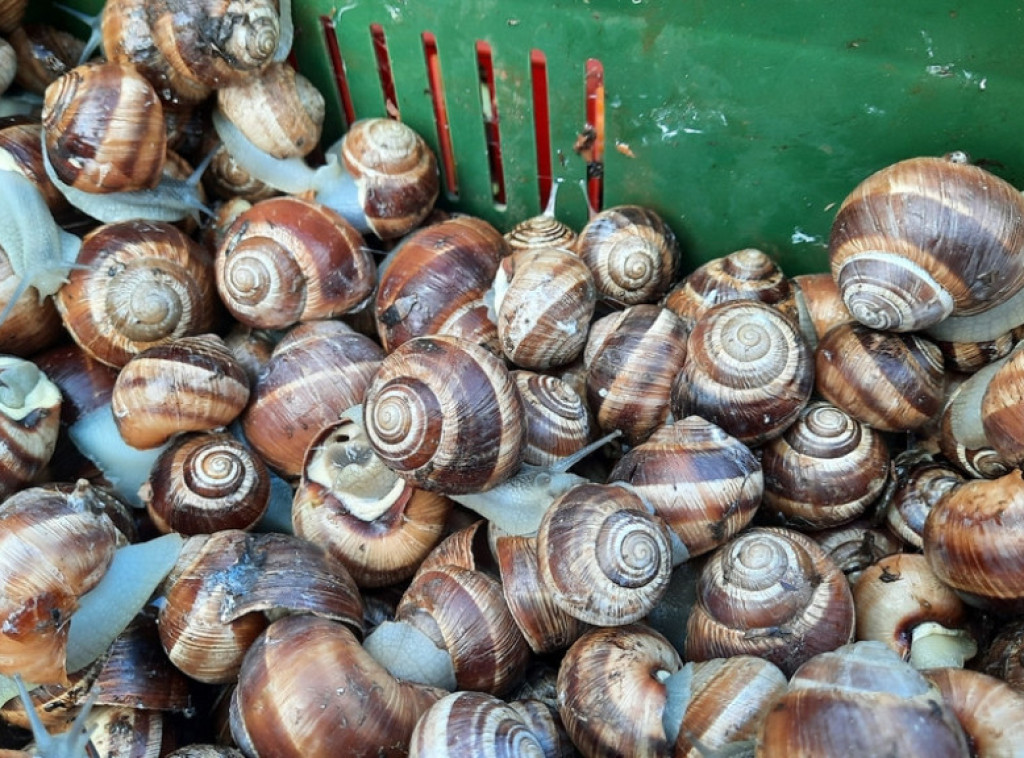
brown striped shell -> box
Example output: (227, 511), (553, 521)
(111, 334), (250, 450)
(663, 247), (798, 329)
(791, 271), (855, 349)
(42, 62), (167, 194)
(492, 246), (596, 369)
(241, 320), (384, 478)
(217, 61), (325, 159)
(672, 299), (814, 445)
(101, 0), (212, 105)
(576, 205), (680, 305)
(229, 615), (441, 758)
(203, 144), (278, 203)
(685, 526), (856, 676)
(537, 482), (673, 626)
(829, 154), (1024, 332)
(811, 520), (903, 586)
(815, 322), (946, 432)
(333, 117), (440, 240)
(513, 370), (592, 467)
(503, 209), (577, 254)
(292, 412), (452, 588)
(609, 415), (763, 561)
(0, 121), (73, 221)
(556, 624), (682, 757)
(0, 0), (25, 33)
(375, 215), (507, 353)
(55, 220), (219, 369)
(584, 304), (689, 445)
(0, 481), (120, 685)
(981, 346), (1024, 467)
(760, 401), (891, 530)
(0, 356), (62, 501)
(885, 460), (963, 549)
(158, 530), (364, 684)
(755, 641), (970, 757)
(141, 431), (270, 535)
(923, 468), (1024, 614)
(363, 335), (526, 495)
(934, 329), (1016, 373)
(215, 196), (376, 330)
(924, 668), (1024, 756)
(9, 24), (84, 95)
(409, 691), (548, 758)
(147, 0), (281, 89)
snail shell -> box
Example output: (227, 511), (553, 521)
(42, 62), (167, 195)
(215, 195), (376, 329)
(980, 345), (1024, 467)
(978, 618), (1024, 695)
(609, 415), (763, 560)
(147, 0), (281, 89)
(375, 215), (507, 353)
(203, 144), (278, 203)
(0, 0), (25, 34)
(10, 24), (86, 95)
(829, 154), (1024, 332)
(924, 668), (1024, 757)
(141, 430), (270, 535)
(409, 691), (548, 758)
(0, 355), (62, 501)
(513, 370), (592, 467)
(584, 303), (690, 445)
(0, 121), (74, 222)
(923, 468), (1024, 614)
(815, 322), (946, 432)
(885, 460), (963, 549)
(812, 520), (903, 587)
(672, 299), (814, 445)
(685, 526), (856, 676)
(363, 335), (526, 495)
(292, 411), (452, 588)
(791, 271), (855, 349)
(217, 61), (325, 159)
(504, 210), (577, 254)
(755, 641), (970, 757)
(55, 220), (219, 369)
(111, 334), (250, 450)
(492, 246), (597, 369)
(576, 204), (680, 304)
(663, 247), (798, 329)
(760, 401), (891, 530)
(537, 482), (673, 626)
(230, 615), (442, 758)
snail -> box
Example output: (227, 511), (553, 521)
(791, 271), (854, 350)
(0, 355), (63, 502)
(811, 519), (903, 587)
(8, 23), (85, 95)
(884, 459), (964, 549)
(408, 691), (549, 758)
(512, 369), (592, 468)
(503, 180), (577, 253)
(829, 153), (1024, 335)
(212, 110), (440, 240)
(923, 668), (1024, 757)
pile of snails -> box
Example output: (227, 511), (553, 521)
(0, 1), (1022, 756)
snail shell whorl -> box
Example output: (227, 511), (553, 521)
(577, 204), (680, 304)
(761, 401), (891, 530)
(885, 461), (964, 549)
(339, 117), (440, 240)
(409, 691), (547, 758)
(674, 299), (814, 445)
(56, 220), (218, 369)
(685, 526), (855, 676)
(513, 370), (592, 467)
(364, 335), (525, 495)
(829, 155), (1024, 332)
(504, 212), (577, 253)
(142, 431), (270, 535)
(981, 347), (1024, 467)
(537, 482), (673, 626)
(215, 196), (375, 330)
(42, 61), (167, 195)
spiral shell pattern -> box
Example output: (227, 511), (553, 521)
(760, 401), (890, 530)
(142, 431), (270, 535)
(885, 461), (963, 549)
(504, 212), (577, 253)
(42, 61), (166, 194)
(340, 117), (440, 239)
(577, 205), (680, 305)
(56, 221), (218, 369)
(663, 247), (797, 328)
(981, 347), (1024, 467)
(685, 527), (855, 676)
(673, 299), (813, 445)
(216, 196), (375, 330)
(610, 415), (763, 560)
(815, 322), (945, 432)
(537, 482), (672, 626)
(364, 335), (525, 495)
(829, 155), (1024, 332)
(513, 370), (591, 467)
(410, 691), (546, 758)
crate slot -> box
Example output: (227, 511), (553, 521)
(370, 24), (400, 119)
(318, 13), (354, 128)
(530, 49), (553, 210)
(422, 31), (459, 199)
(475, 41), (506, 208)
(584, 57), (605, 212)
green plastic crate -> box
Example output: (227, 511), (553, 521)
(45, 1), (1024, 275)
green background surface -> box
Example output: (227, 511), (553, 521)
(48, 1), (1024, 275)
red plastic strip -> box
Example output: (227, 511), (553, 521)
(530, 49), (553, 210)
(476, 41), (506, 207)
(370, 23), (400, 119)
(423, 32), (459, 197)
(585, 57), (605, 212)
(320, 14), (355, 127)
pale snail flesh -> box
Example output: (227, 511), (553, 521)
(0, 355), (63, 502)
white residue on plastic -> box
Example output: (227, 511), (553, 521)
(791, 228), (823, 246)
